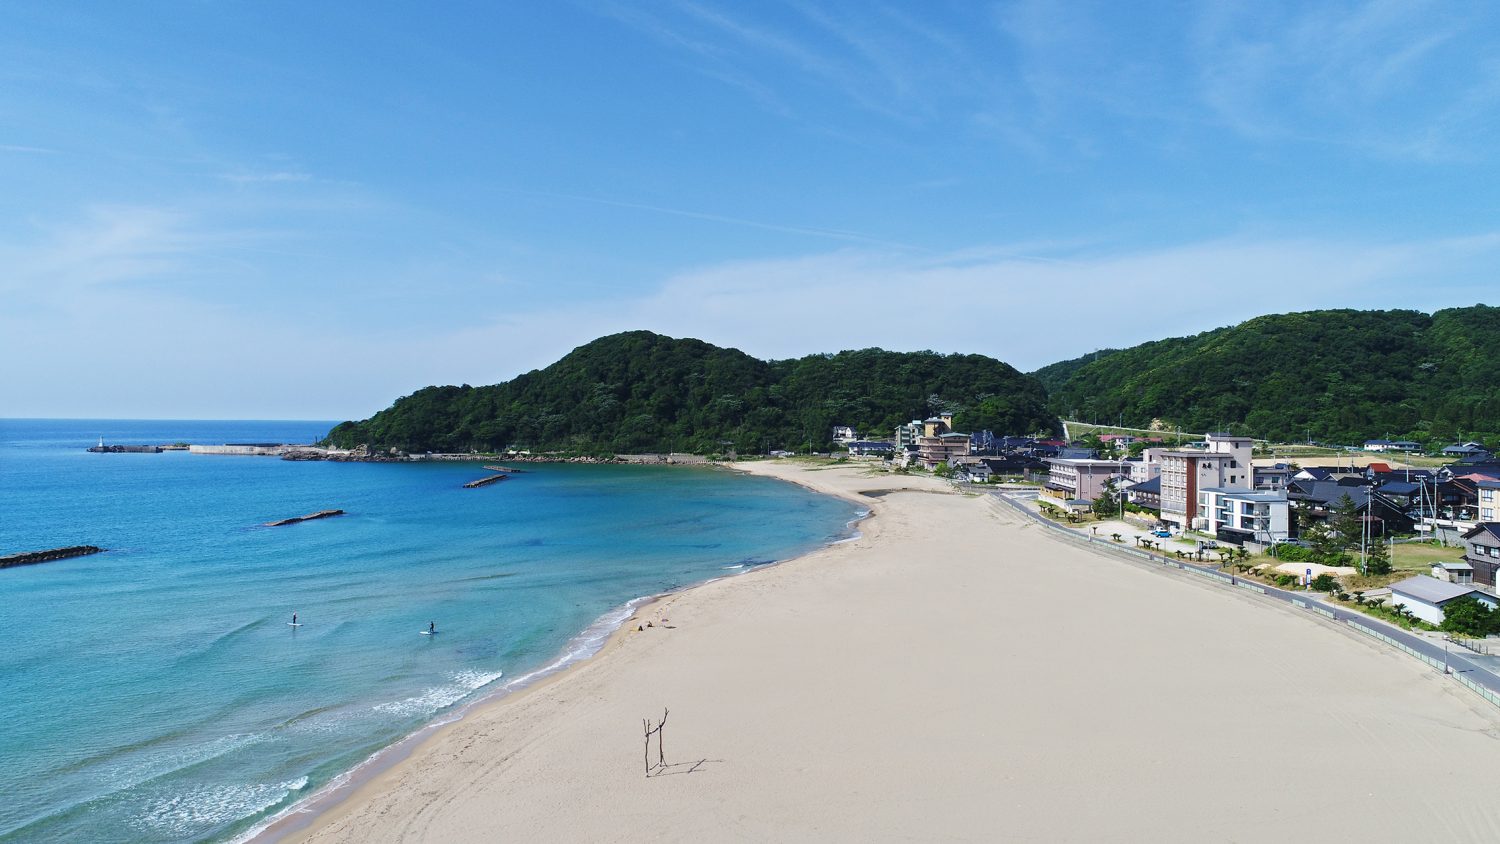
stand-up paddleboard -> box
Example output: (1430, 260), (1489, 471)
(420, 630), (438, 635)
(288, 622), (302, 627)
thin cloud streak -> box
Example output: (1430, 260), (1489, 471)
(508, 188), (930, 251)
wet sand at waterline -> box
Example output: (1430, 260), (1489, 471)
(286, 462), (1500, 842)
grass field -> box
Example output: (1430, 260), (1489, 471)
(1391, 542), (1467, 567)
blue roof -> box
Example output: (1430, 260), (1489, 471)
(1129, 476), (1161, 494)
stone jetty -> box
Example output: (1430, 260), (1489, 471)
(265, 509), (346, 527)
(1, 545), (104, 569)
(87, 444), (162, 453)
(463, 474), (510, 489)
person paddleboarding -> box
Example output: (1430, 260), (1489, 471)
(428, 621), (436, 634)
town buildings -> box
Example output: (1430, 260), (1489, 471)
(1043, 457), (1129, 503)
(1199, 488), (1291, 544)
(1158, 433), (1254, 530)
(915, 414), (971, 470)
(1363, 439), (1422, 453)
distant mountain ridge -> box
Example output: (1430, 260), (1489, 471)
(1033, 305), (1500, 445)
(325, 331), (1059, 454)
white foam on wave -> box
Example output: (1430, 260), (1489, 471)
(236, 598), (652, 843)
(494, 597), (648, 693)
(832, 508), (871, 544)
(132, 776), (308, 837)
(372, 670), (505, 718)
(97, 731), (261, 794)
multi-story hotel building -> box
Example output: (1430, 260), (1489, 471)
(1158, 433), (1254, 530)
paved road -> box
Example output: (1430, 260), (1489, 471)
(993, 490), (1500, 706)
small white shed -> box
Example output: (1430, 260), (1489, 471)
(1431, 561), (1474, 585)
(1388, 576), (1498, 626)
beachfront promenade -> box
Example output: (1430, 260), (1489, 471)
(993, 491), (1500, 707)
(283, 462), (1500, 843)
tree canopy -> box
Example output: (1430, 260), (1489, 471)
(1034, 305), (1500, 445)
(324, 331), (1059, 454)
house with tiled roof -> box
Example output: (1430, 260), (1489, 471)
(1461, 522), (1500, 587)
(1287, 480), (1415, 536)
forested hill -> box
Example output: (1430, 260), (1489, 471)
(1029, 349), (1120, 394)
(1037, 305), (1500, 444)
(324, 331), (1059, 454)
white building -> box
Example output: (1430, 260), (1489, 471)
(1200, 488), (1290, 544)
(1159, 433), (1254, 530)
(1387, 576), (1499, 626)
(894, 420), (923, 451)
(832, 426), (858, 443)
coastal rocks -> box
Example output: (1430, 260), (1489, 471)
(265, 510), (346, 527)
(281, 444), (406, 462)
(282, 445), (716, 466)
(1, 546), (105, 569)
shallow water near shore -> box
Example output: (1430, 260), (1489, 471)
(0, 420), (859, 843)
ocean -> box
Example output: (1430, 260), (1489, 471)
(0, 419), (861, 843)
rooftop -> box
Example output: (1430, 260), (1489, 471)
(1389, 575), (1489, 605)
(1202, 488), (1288, 502)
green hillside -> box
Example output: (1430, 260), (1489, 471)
(325, 331), (1059, 454)
(1040, 305), (1500, 445)
(1030, 349), (1120, 394)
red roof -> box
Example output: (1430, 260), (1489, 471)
(1367, 462), (1392, 473)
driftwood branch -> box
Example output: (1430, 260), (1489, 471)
(642, 708), (670, 776)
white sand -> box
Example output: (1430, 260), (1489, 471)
(283, 462), (1500, 843)
(1274, 562), (1358, 577)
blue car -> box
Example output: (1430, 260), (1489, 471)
(1151, 529), (1172, 538)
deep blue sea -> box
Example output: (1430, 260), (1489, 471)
(0, 420), (860, 843)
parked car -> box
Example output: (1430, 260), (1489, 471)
(1151, 529), (1172, 538)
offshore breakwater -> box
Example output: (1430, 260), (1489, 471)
(0, 545), (104, 570)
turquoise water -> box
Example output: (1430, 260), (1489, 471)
(0, 420), (860, 843)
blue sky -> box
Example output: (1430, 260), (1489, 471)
(3, 1), (1498, 420)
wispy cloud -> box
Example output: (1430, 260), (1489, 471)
(219, 170), (312, 184)
(595, 0), (970, 125)
(0, 205), (271, 300)
(509, 187), (927, 251)
(0, 143), (60, 154)
(1189, 0), (1498, 160)
(404, 230), (1500, 382)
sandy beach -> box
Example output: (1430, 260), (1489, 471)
(282, 461), (1500, 842)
